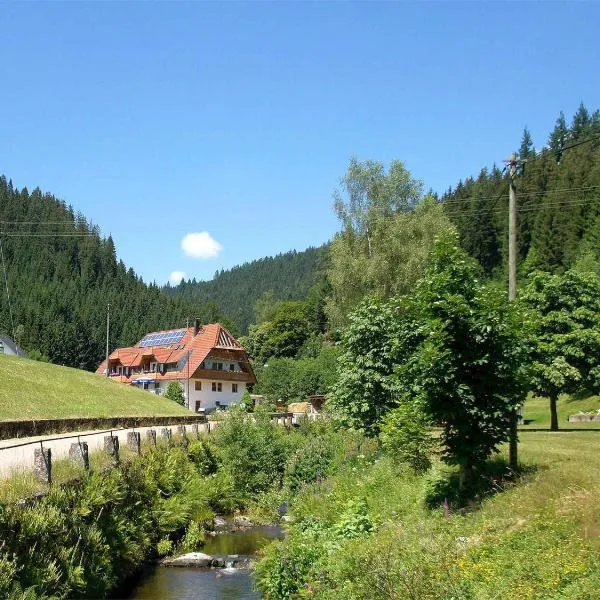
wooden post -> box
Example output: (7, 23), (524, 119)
(506, 152), (520, 471)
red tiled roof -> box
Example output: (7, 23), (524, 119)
(96, 322), (256, 384)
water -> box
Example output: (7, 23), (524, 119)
(121, 525), (283, 600)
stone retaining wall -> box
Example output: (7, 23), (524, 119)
(568, 414), (600, 422)
(0, 415), (207, 440)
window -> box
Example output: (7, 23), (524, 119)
(232, 383), (238, 393)
(154, 382), (160, 390)
(150, 362), (157, 372)
(213, 362), (223, 370)
(212, 382), (222, 392)
(195, 380), (202, 391)
(229, 363), (235, 371)
(0, 342), (4, 354)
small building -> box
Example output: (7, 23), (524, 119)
(96, 322), (256, 413)
(0, 334), (28, 358)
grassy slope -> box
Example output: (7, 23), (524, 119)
(280, 431), (600, 599)
(522, 393), (600, 429)
(0, 355), (189, 420)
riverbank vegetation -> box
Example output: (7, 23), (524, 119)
(0, 411), (363, 599)
(255, 431), (600, 599)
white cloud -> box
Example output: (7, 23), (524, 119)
(181, 232), (223, 259)
(169, 270), (187, 285)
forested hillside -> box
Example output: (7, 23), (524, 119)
(0, 177), (203, 370)
(164, 245), (328, 333)
(441, 103), (600, 277)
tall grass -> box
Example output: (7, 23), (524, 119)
(255, 431), (600, 599)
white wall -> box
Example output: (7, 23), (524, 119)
(186, 379), (246, 412)
(138, 378), (246, 413)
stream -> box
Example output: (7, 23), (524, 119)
(122, 525), (283, 600)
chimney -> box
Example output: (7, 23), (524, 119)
(193, 319), (200, 337)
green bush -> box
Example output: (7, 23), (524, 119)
(379, 401), (435, 473)
(179, 520), (206, 552)
(165, 381), (185, 406)
(284, 435), (336, 494)
(212, 406), (289, 498)
(187, 439), (220, 476)
(240, 389), (254, 412)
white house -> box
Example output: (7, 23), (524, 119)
(96, 322), (256, 413)
(0, 334), (28, 358)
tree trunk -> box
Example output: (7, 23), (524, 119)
(550, 394), (559, 431)
(459, 462), (474, 491)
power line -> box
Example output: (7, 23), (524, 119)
(0, 221), (79, 225)
(440, 185), (600, 209)
(444, 195), (597, 220)
(0, 232), (97, 237)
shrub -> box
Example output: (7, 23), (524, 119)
(179, 520), (205, 552)
(187, 439), (219, 476)
(240, 389), (254, 412)
(284, 435), (336, 494)
(165, 381), (185, 406)
(212, 406), (289, 498)
(379, 401), (435, 473)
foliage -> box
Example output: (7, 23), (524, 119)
(379, 401), (435, 473)
(332, 498), (374, 539)
(187, 439), (220, 476)
(283, 434), (337, 494)
(164, 381), (185, 406)
(255, 345), (340, 404)
(442, 103), (600, 278)
(0, 445), (213, 599)
(328, 177), (454, 326)
(331, 234), (529, 474)
(211, 406), (289, 497)
(0, 418), (353, 599)
(243, 301), (313, 365)
(240, 389), (254, 412)
(399, 235), (529, 473)
(179, 520), (206, 552)
(521, 269), (600, 429)
(256, 432), (600, 600)
(166, 245), (328, 334)
(327, 296), (417, 435)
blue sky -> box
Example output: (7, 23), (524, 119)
(1, 2), (599, 284)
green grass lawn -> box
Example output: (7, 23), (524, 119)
(521, 393), (600, 429)
(0, 354), (190, 420)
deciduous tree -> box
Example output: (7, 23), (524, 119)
(522, 269), (600, 430)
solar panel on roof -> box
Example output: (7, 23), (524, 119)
(139, 330), (186, 348)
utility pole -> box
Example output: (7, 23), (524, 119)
(186, 317), (190, 409)
(505, 152), (521, 471)
(105, 303), (110, 377)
